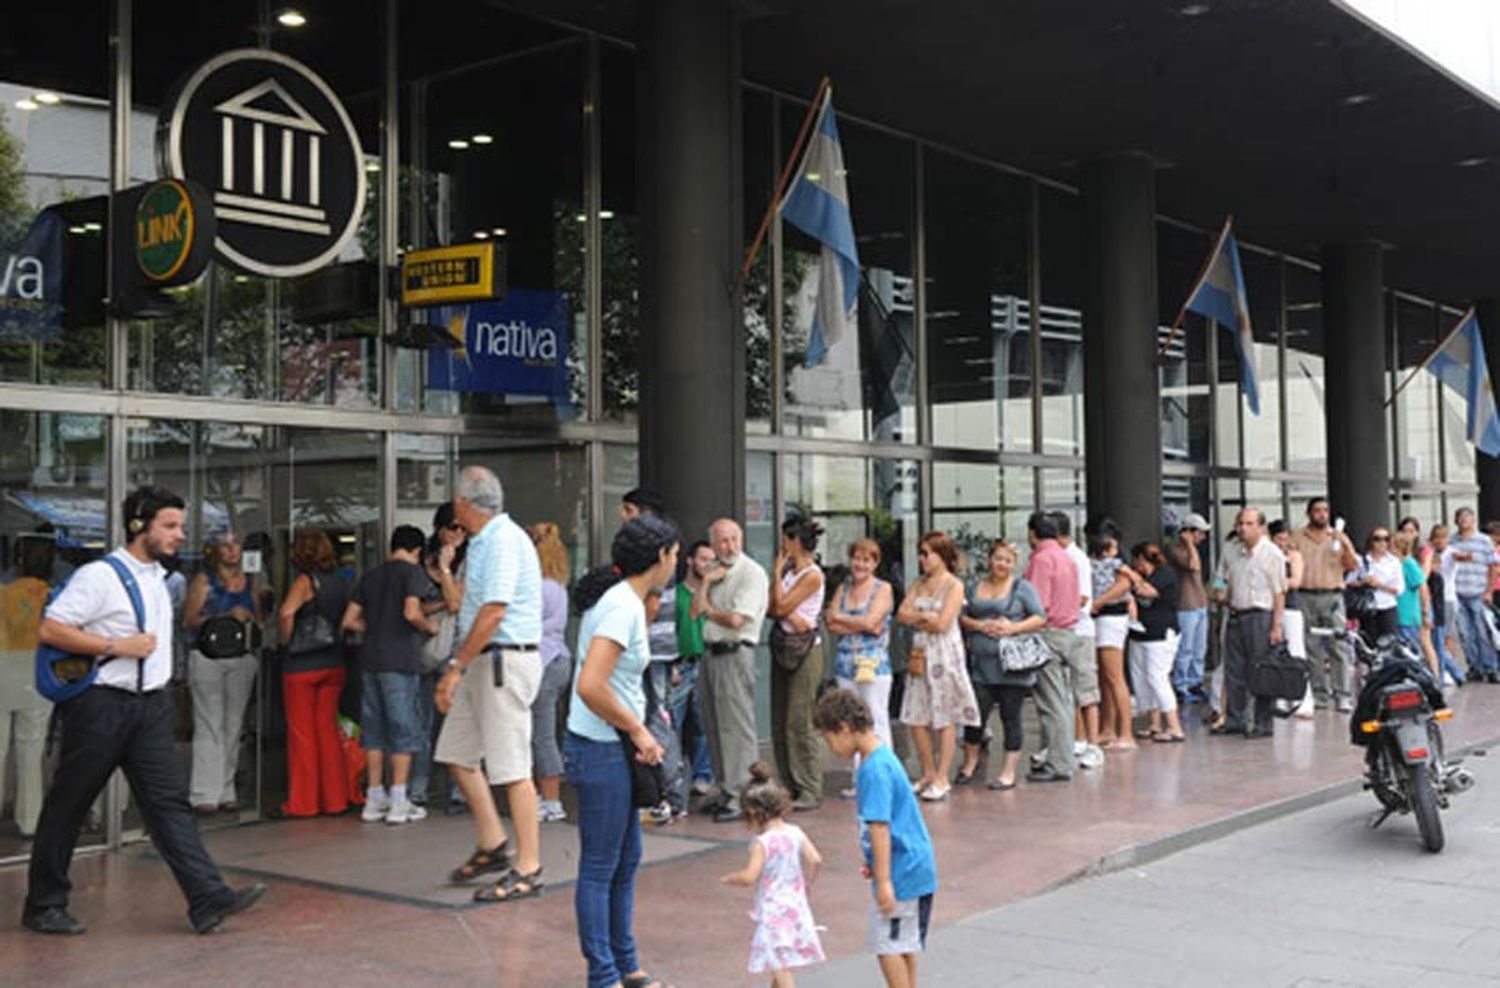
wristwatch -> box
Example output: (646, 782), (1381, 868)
(102, 636), (116, 658)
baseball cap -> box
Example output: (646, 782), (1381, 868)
(1181, 512), (1211, 532)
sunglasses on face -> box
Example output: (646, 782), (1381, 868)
(1371, 534), (1390, 542)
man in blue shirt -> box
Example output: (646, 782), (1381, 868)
(434, 466), (546, 902)
(815, 688), (937, 987)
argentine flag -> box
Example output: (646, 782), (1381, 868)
(1424, 309), (1500, 457)
(1183, 221), (1260, 415)
(780, 89), (859, 367)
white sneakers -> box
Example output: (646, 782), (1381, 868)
(538, 800), (568, 823)
(361, 790), (427, 824)
(361, 790), (390, 822)
(385, 800), (427, 825)
(1077, 744), (1105, 770)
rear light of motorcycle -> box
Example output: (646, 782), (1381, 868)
(1359, 720), (1382, 734)
(1435, 709), (1454, 722)
(1407, 747), (1429, 760)
(1384, 689), (1423, 712)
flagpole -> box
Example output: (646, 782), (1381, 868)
(1385, 307), (1473, 407)
(737, 76), (832, 293)
(1157, 215), (1234, 361)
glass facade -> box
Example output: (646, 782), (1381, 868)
(0, 0), (1483, 858)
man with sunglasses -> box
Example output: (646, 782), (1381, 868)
(1211, 508), (1286, 739)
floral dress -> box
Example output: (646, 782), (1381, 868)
(899, 581), (981, 730)
(747, 823), (825, 974)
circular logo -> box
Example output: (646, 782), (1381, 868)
(135, 179), (195, 282)
(158, 49), (367, 279)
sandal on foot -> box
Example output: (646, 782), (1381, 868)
(986, 778), (1016, 791)
(1133, 728), (1154, 739)
(449, 843), (513, 884)
(954, 767), (978, 786)
(1152, 732), (1186, 743)
(623, 974), (674, 988)
(473, 867), (544, 903)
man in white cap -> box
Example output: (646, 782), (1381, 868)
(1169, 512), (1212, 704)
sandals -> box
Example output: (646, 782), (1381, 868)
(473, 866), (544, 903)
(1151, 732), (1186, 744)
(918, 784), (950, 802)
(954, 766), (979, 786)
(449, 843), (514, 884)
(986, 778), (1016, 791)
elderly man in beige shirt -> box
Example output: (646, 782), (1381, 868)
(1210, 508), (1287, 739)
(693, 518), (769, 822)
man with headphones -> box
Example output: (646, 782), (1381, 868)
(22, 486), (266, 936)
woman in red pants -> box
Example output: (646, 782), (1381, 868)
(276, 530), (355, 816)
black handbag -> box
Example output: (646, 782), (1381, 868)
(770, 623), (819, 672)
(616, 726), (668, 809)
(286, 574), (338, 656)
(198, 614), (263, 659)
(1248, 643), (1309, 701)
(1344, 556), (1378, 616)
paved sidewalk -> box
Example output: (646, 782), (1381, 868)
(803, 747), (1500, 987)
(2, 685), (1498, 986)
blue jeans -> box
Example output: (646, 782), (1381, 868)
(565, 732), (642, 988)
(359, 670), (423, 753)
(1432, 623), (1466, 684)
(666, 661), (712, 783)
(409, 671), (438, 802)
(1455, 595), (1498, 675)
(1172, 608), (1208, 693)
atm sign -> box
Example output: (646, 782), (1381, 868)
(135, 179), (196, 282)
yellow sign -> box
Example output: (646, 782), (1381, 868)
(401, 243), (501, 306)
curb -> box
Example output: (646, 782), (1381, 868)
(1060, 730), (1499, 887)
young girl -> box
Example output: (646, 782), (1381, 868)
(721, 762), (826, 985)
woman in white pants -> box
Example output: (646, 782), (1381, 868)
(1125, 543), (1185, 742)
(1270, 520), (1313, 718)
(183, 531), (262, 815)
(823, 538), (894, 799)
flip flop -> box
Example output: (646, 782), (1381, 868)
(1152, 732), (1186, 743)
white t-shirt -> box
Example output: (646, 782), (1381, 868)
(45, 548), (174, 692)
(1440, 547), (1460, 605)
(1363, 553), (1403, 612)
(1065, 542), (1094, 638)
(568, 580), (651, 743)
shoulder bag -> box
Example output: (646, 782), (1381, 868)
(198, 614), (263, 659)
(1343, 555), (1377, 617)
(770, 622), (819, 672)
(286, 573), (338, 657)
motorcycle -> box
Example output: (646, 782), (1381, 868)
(1341, 630), (1474, 853)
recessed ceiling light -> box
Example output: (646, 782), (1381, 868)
(82, 222), (102, 231)
(15, 99), (38, 111)
(1457, 156), (1489, 168)
(1343, 92), (1375, 106)
(68, 225), (86, 234)
(491, 227), (507, 236)
(33, 92), (61, 105)
(277, 9), (306, 27)
(364, 160), (380, 172)
(448, 139), (469, 150)
(471, 134), (493, 145)
(1180, 3), (1210, 15)
(598, 209), (615, 220)
(575, 213), (588, 223)
(473, 230), (489, 239)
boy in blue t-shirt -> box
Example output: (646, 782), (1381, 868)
(815, 688), (938, 988)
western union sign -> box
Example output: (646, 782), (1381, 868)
(401, 243), (503, 306)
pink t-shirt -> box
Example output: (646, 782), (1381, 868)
(1025, 540), (1079, 630)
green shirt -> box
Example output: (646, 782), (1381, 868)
(675, 582), (706, 657)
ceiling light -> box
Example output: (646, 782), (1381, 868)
(448, 139), (469, 150)
(1457, 156), (1489, 168)
(68, 225), (86, 234)
(473, 230), (489, 239)
(83, 222), (102, 231)
(471, 134), (493, 145)
(277, 9), (306, 27)
(598, 209), (615, 220)
(491, 227), (507, 236)
(15, 99), (38, 111)
(364, 160), (380, 172)
(1180, 3), (1210, 15)
(575, 213), (588, 223)
(1343, 92), (1375, 106)
(33, 92), (61, 105)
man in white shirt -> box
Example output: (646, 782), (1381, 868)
(24, 487), (265, 936)
(1210, 508), (1287, 739)
(1052, 513), (1103, 770)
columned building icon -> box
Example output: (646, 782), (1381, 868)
(212, 79), (331, 236)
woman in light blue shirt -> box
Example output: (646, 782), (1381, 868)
(567, 515), (679, 988)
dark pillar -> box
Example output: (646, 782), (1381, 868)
(1321, 242), (1388, 541)
(1476, 298), (1500, 523)
(637, 0), (744, 539)
(1081, 154), (1161, 542)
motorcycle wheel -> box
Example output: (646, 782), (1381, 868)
(1409, 762), (1445, 853)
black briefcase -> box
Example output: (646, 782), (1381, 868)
(1248, 644), (1309, 701)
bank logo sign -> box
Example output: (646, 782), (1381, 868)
(158, 49), (366, 278)
(135, 179), (196, 282)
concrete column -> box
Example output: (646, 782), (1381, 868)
(1081, 154), (1161, 541)
(1475, 298), (1500, 522)
(636, 0), (744, 539)
(1321, 242), (1388, 541)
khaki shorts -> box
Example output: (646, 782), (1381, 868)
(434, 647), (542, 786)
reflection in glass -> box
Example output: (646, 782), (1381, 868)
(1284, 261), (1327, 476)
(1039, 189), (1085, 458)
(1239, 249), (1281, 471)
(1394, 298), (1441, 484)
(1158, 224), (1212, 467)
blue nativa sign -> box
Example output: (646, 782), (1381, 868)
(0, 210), (64, 343)
(426, 289), (572, 410)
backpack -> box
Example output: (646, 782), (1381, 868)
(35, 556), (147, 703)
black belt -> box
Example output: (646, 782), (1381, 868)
(1229, 608), (1270, 617)
(1301, 588), (1343, 595)
(706, 640), (754, 655)
(95, 685), (166, 697)
(482, 643), (539, 654)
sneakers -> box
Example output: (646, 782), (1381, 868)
(1077, 744), (1105, 770)
(1072, 740), (1088, 758)
(690, 778), (713, 796)
(385, 800), (428, 825)
(1030, 748), (1048, 770)
(361, 790), (390, 822)
(538, 800), (568, 823)
(1335, 698), (1354, 713)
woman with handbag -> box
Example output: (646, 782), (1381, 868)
(529, 522), (573, 823)
(276, 529), (354, 817)
(824, 538), (894, 798)
(183, 530), (263, 816)
(956, 540), (1047, 790)
(897, 531), (980, 802)
(1357, 528), (1403, 642)
(767, 517), (828, 812)
(1124, 543), (1185, 743)
(567, 516), (679, 988)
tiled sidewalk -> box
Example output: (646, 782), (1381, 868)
(2, 686), (1498, 987)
